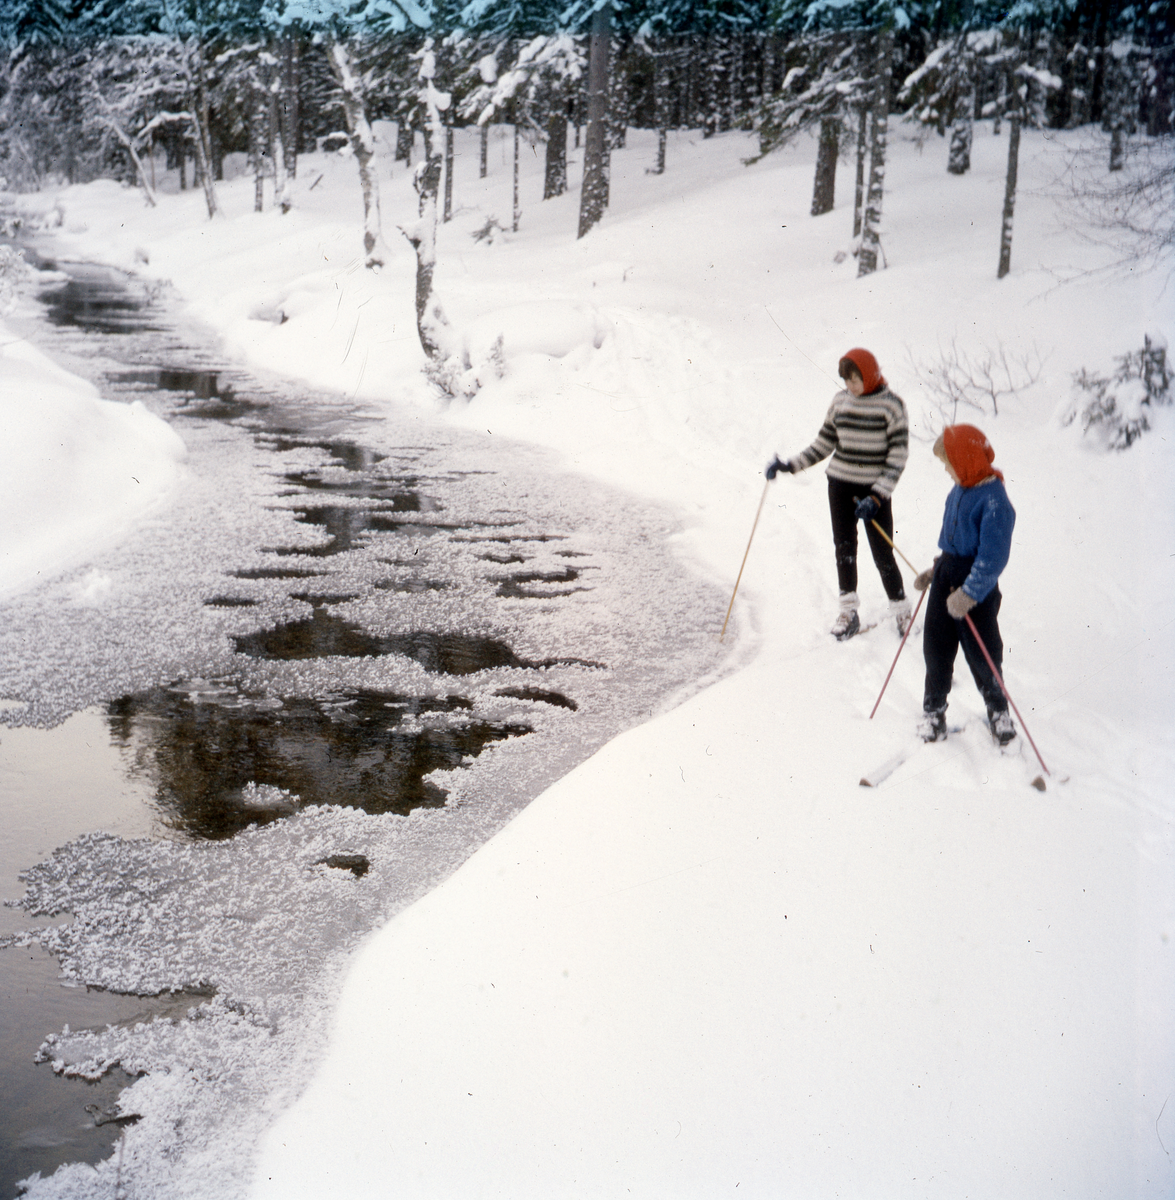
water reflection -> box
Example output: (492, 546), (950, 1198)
(231, 611), (604, 674)
(107, 685), (531, 839)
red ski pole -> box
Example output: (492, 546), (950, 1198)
(869, 583), (928, 719)
(963, 612), (1050, 778)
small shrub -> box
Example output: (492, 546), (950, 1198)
(1063, 335), (1171, 449)
(0, 243), (32, 315)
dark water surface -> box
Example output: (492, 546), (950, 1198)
(0, 250), (728, 1198)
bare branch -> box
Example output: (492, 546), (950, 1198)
(907, 337), (1048, 427)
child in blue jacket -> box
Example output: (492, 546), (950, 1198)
(913, 425), (1017, 745)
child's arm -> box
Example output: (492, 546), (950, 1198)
(962, 489), (1016, 601)
(787, 400), (840, 473)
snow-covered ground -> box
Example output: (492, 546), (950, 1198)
(0, 305), (186, 600)
(5, 118), (1173, 1197)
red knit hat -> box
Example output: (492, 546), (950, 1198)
(840, 348), (884, 394)
(940, 424), (1003, 488)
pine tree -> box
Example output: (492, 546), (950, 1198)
(750, 32), (865, 217)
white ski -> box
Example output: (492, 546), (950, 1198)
(859, 742), (918, 787)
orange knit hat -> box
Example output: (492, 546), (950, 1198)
(937, 424), (1003, 488)
(839, 348), (885, 394)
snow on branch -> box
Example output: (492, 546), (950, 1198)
(1063, 335), (1172, 449)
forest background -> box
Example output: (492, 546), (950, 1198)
(3, 0), (1172, 379)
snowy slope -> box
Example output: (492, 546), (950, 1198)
(0, 310), (187, 599)
(10, 119), (1175, 1198)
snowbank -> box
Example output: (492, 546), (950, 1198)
(9, 121), (1174, 1198)
(0, 312), (186, 598)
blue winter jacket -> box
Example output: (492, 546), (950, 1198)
(937, 477), (1016, 603)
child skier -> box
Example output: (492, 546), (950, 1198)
(913, 424), (1017, 746)
(766, 347), (910, 640)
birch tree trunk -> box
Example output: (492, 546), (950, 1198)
(404, 154), (446, 360)
(811, 115), (838, 215)
(997, 100), (1020, 278)
(857, 29), (891, 277)
(327, 40), (384, 269)
(444, 125), (454, 222)
(190, 46), (219, 218)
(270, 78), (292, 214)
(105, 119), (157, 206)
(577, 2), (612, 239)
(853, 103), (867, 237)
(513, 123), (521, 232)
(251, 78), (266, 212)
(282, 34), (299, 198)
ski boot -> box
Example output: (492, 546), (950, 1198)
(988, 706), (1016, 747)
(918, 708), (948, 742)
(831, 593), (860, 642)
(889, 597), (912, 637)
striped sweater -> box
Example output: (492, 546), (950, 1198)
(789, 385), (909, 499)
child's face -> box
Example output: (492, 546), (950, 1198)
(941, 456), (961, 484)
(844, 373), (865, 397)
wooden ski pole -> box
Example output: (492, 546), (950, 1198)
(871, 518), (919, 574)
(869, 583), (927, 718)
(963, 612), (1050, 778)
(720, 480), (770, 641)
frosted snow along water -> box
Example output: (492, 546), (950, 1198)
(1, 113), (1173, 1200)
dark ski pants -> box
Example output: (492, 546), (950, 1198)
(922, 552), (1008, 715)
(827, 477), (905, 600)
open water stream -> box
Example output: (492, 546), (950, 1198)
(0, 247), (731, 1197)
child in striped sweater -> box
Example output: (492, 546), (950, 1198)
(766, 348), (911, 640)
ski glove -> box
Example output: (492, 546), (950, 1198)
(854, 494), (880, 522)
(913, 567), (934, 592)
(765, 456), (793, 480)
(946, 587), (977, 620)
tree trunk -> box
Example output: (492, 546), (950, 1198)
(271, 85), (291, 214)
(811, 115), (838, 215)
(327, 41), (384, 269)
(729, 32), (745, 128)
(858, 29), (891, 277)
(853, 103), (867, 237)
(947, 81), (974, 174)
(252, 79), (266, 212)
(544, 100), (568, 198)
(444, 125), (454, 221)
(577, 2), (612, 239)
(479, 123), (488, 178)
(405, 153), (446, 360)
(997, 106), (1020, 278)
(396, 121), (413, 165)
(1105, 46), (1130, 170)
(703, 34), (721, 137)
(191, 48), (219, 218)
(651, 44), (669, 175)
(513, 123), (521, 232)
(609, 40), (627, 150)
(283, 34), (300, 186)
(106, 119), (157, 206)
